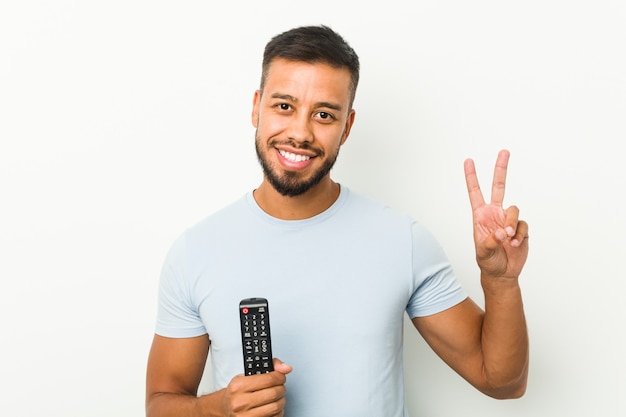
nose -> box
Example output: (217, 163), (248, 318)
(286, 112), (313, 144)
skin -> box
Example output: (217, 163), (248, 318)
(145, 58), (529, 416)
(413, 150), (529, 399)
(252, 58), (356, 219)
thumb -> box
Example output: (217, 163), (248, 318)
(273, 358), (293, 375)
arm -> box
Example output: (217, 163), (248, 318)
(413, 150), (529, 399)
(145, 334), (292, 417)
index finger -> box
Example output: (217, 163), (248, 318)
(491, 149), (510, 206)
(464, 157), (485, 209)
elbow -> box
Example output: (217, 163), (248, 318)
(480, 366), (529, 400)
(485, 379), (527, 400)
(145, 392), (165, 417)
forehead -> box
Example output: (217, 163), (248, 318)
(262, 58), (352, 105)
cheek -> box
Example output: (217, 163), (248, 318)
(257, 114), (285, 135)
(313, 126), (345, 147)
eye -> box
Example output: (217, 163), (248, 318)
(278, 103), (291, 111)
(315, 111), (335, 123)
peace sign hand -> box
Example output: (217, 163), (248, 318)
(464, 150), (529, 280)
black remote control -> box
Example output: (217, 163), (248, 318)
(239, 297), (274, 375)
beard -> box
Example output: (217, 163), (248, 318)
(255, 132), (340, 197)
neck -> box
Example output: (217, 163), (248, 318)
(253, 177), (340, 220)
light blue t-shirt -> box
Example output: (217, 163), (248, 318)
(156, 186), (466, 417)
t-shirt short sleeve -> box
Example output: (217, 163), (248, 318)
(406, 221), (467, 318)
(154, 235), (207, 337)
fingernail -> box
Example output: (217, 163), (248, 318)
(495, 229), (507, 241)
(506, 226), (515, 237)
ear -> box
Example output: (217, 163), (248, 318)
(340, 109), (356, 145)
(251, 90), (261, 128)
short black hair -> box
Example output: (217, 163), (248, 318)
(260, 25), (360, 107)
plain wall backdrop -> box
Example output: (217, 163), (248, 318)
(1, 1), (625, 416)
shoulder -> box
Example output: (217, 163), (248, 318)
(341, 187), (415, 227)
(163, 193), (252, 260)
(183, 193), (252, 239)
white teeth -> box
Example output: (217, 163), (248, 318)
(279, 150), (311, 162)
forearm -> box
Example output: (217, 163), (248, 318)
(480, 274), (529, 397)
(146, 389), (227, 417)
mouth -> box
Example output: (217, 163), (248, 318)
(278, 149), (312, 162)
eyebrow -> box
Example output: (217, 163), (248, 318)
(270, 93), (343, 112)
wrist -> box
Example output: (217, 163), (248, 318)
(481, 274), (521, 296)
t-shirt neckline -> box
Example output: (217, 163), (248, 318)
(245, 185), (349, 227)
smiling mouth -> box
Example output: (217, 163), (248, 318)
(278, 149), (312, 162)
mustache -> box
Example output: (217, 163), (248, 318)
(268, 139), (324, 157)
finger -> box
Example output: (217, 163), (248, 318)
(255, 396), (287, 417)
(232, 370), (286, 392)
(464, 157), (485, 209)
(490, 149), (510, 207)
(478, 228), (506, 257)
(273, 358), (293, 375)
(255, 383), (287, 408)
(511, 220), (529, 248)
(504, 205), (520, 237)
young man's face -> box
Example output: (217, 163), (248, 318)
(252, 58), (355, 197)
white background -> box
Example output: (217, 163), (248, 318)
(2, 1), (625, 416)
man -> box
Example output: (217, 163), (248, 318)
(146, 25), (529, 417)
